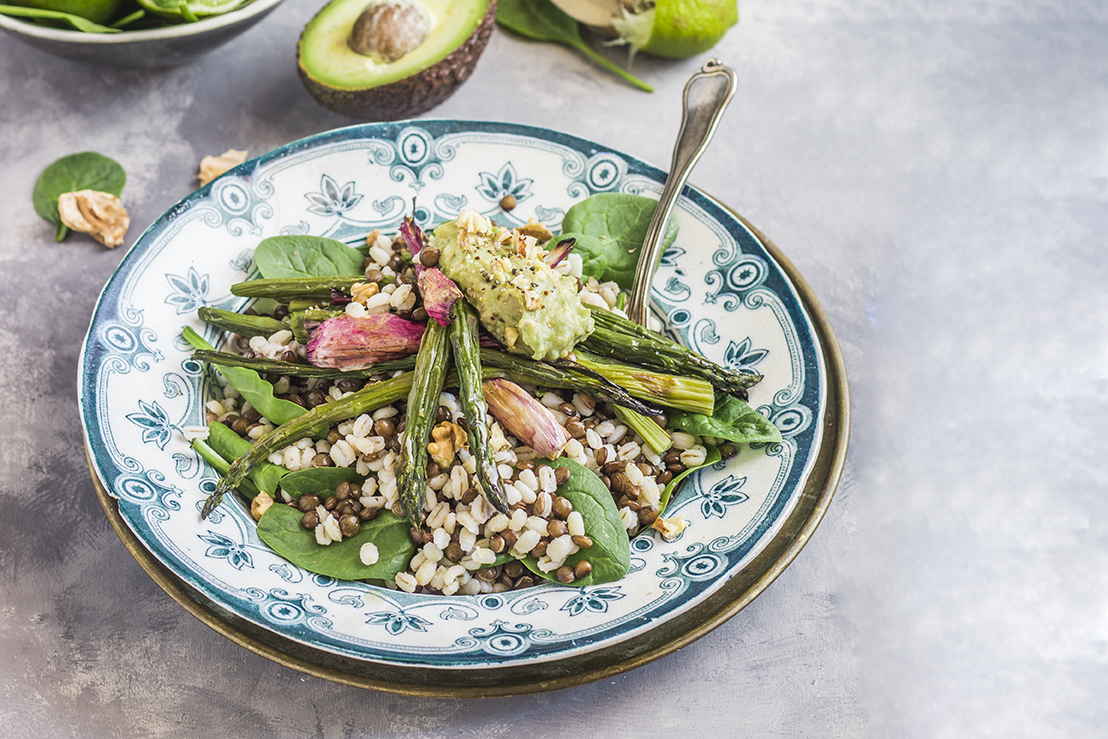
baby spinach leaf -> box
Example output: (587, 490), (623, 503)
(658, 444), (722, 514)
(667, 395), (783, 446)
(257, 505), (415, 582)
(191, 437), (260, 498)
(496, 0), (653, 92)
(205, 421), (287, 495)
(136, 0), (246, 21)
(547, 231), (608, 284)
(278, 467), (363, 500)
(183, 326), (305, 426)
(32, 151), (126, 242)
(486, 551), (516, 568)
(525, 458), (630, 586)
(0, 5), (121, 32)
(250, 297), (282, 316)
(110, 8), (146, 28)
(254, 235), (365, 280)
(559, 193), (680, 288)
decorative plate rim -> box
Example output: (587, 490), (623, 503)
(78, 120), (850, 694)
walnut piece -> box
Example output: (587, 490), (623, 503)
(427, 421), (467, 468)
(651, 516), (689, 541)
(350, 281), (380, 305)
(57, 190), (130, 248)
(251, 492), (274, 521)
(518, 218), (553, 243)
(198, 148), (248, 186)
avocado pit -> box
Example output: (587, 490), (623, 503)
(348, 0), (430, 63)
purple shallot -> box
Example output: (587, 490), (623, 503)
(306, 314), (425, 370)
(418, 268), (463, 327)
(481, 378), (572, 459)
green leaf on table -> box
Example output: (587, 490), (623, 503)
(524, 458), (630, 585)
(31, 151), (125, 241)
(254, 235), (365, 280)
(658, 444), (722, 514)
(257, 505), (415, 581)
(559, 193), (679, 288)
(183, 326), (305, 426)
(496, 0), (653, 92)
(278, 467), (364, 500)
(667, 395), (782, 446)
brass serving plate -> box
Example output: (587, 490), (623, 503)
(86, 210), (848, 697)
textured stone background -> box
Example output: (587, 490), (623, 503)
(1, 1), (1105, 736)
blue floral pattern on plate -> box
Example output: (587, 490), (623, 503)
(78, 121), (827, 671)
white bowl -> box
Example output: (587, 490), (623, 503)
(0, 0), (285, 68)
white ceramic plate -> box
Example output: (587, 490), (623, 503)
(80, 121), (847, 694)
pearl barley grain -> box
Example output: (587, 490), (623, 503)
(360, 542), (379, 566)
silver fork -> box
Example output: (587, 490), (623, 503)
(624, 59), (738, 327)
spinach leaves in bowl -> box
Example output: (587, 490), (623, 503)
(0, 0), (285, 67)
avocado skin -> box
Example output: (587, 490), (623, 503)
(298, 0), (497, 121)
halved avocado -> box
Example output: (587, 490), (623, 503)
(297, 0), (496, 121)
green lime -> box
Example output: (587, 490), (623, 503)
(6, 0), (126, 25)
(615, 0), (738, 59)
(134, 0), (245, 21)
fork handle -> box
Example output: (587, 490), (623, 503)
(625, 60), (738, 327)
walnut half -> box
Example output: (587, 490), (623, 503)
(198, 148), (248, 186)
(427, 421), (467, 468)
(57, 190), (130, 248)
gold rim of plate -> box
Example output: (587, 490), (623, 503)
(85, 209), (850, 697)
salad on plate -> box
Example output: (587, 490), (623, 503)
(184, 192), (781, 598)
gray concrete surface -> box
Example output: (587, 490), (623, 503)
(1, 1), (1105, 736)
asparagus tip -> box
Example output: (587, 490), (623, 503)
(199, 489), (224, 519)
(486, 493), (510, 516)
(478, 470), (511, 515)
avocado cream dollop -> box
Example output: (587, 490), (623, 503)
(432, 210), (594, 361)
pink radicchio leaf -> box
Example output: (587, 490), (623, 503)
(481, 378), (571, 459)
(544, 236), (576, 268)
(399, 217), (425, 272)
(306, 314), (425, 370)
(418, 268), (463, 327)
